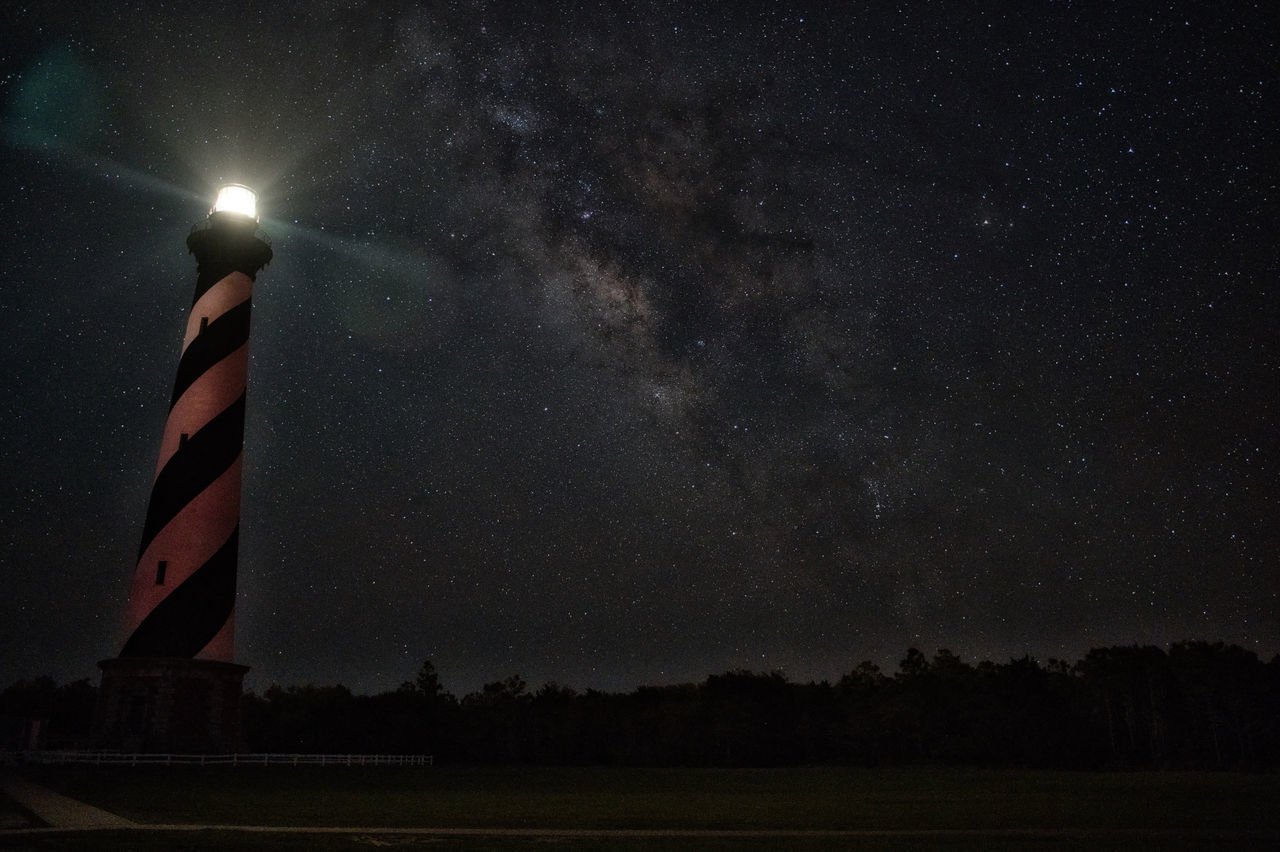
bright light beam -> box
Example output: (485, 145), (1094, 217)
(211, 184), (259, 220)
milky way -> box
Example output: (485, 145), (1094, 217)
(1, 1), (1276, 695)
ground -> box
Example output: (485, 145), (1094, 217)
(3, 765), (1278, 850)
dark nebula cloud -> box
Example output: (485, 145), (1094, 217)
(1, 1), (1276, 695)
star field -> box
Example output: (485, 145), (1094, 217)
(1, 1), (1276, 695)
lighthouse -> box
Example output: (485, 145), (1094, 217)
(96, 185), (271, 753)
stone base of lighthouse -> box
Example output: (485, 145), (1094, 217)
(95, 657), (248, 753)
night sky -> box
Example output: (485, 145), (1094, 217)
(2, 2), (1276, 697)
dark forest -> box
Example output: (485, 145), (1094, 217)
(4, 642), (1275, 770)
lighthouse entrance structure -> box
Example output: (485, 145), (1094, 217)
(96, 185), (271, 753)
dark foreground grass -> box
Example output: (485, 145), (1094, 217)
(6, 765), (1278, 850)
(16, 765), (1280, 831)
(0, 793), (32, 832)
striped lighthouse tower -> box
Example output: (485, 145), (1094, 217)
(97, 185), (271, 753)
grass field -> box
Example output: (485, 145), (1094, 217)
(5, 765), (1279, 850)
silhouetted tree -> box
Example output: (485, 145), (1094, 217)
(248, 684), (359, 752)
(460, 674), (531, 762)
(887, 648), (933, 760)
(701, 670), (799, 765)
(1076, 645), (1181, 766)
(12, 638), (1275, 768)
(0, 677), (97, 748)
(616, 683), (701, 765)
(526, 682), (577, 763)
(834, 661), (889, 764)
(979, 656), (1085, 767)
(414, 660), (444, 700)
(1168, 641), (1269, 768)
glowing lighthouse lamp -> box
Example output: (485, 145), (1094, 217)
(96, 183), (272, 753)
(211, 183), (258, 220)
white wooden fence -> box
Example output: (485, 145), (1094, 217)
(8, 750), (432, 766)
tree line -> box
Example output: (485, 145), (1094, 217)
(3, 641), (1276, 769)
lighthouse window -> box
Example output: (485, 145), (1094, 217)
(155, 561), (167, 585)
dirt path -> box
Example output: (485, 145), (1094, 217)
(1, 774), (136, 829)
